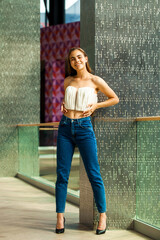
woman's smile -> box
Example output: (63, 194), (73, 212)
(75, 63), (82, 67)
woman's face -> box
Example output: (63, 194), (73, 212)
(69, 50), (88, 71)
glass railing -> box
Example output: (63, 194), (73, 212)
(18, 122), (80, 195)
(136, 117), (160, 229)
(17, 117), (160, 230)
(39, 126), (80, 191)
(18, 126), (39, 176)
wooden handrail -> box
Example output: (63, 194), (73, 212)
(94, 116), (160, 122)
(16, 116), (160, 127)
(17, 122), (59, 127)
(39, 128), (58, 130)
(136, 116), (160, 121)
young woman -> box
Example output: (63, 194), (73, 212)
(55, 47), (119, 234)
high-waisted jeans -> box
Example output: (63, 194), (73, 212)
(56, 115), (106, 213)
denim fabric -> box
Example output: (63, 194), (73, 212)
(56, 115), (106, 213)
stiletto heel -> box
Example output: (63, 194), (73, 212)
(96, 220), (106, 235)
(56, 217), (65, 234)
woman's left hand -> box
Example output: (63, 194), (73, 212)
(83, 103), (97, 117)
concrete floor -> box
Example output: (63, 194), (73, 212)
(0, 177), (152, 240)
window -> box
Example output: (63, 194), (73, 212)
(65, 0), (80, 23)
(40, 0), (49, 28)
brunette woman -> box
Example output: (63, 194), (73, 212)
(55, 47), (119, 234)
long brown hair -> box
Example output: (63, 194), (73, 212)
(65, 47), (92, 77)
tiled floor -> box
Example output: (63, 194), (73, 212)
(0, 177), (152, 240)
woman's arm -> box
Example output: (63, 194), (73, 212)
(95, 76), (119, 109)
(83, 76), (119, 116)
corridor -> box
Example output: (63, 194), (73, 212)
(0, 178), (152, 240)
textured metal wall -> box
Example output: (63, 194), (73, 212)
(95, 0), (159, 118)
(0, 0), (40, 176)
(80, 0), (159, 229)
(94, 0), (159, 229)
(80, 0), (96, 228)
(93, 118), (136, 229)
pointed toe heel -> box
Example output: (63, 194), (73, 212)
(56, 217), (65, 234)
(96, 219), (106, 235)
(96, 228), (106, 235)
(56, 228), (65, 234)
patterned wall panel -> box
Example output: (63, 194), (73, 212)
(41, 22), (80, 122)
(45, 60), (65, 122)
(0, 0), (40, 176)
(41, 22), (80, 62)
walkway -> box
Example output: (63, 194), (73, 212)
(0, 178), (152, 240)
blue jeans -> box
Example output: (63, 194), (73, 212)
(56, 115), (106, 213)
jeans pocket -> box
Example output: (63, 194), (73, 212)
(60, 119), (67, 126)
(78, 120), (92, 129)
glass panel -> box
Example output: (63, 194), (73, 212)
(39, 127), (58, 183)
(18, 126), (39, 176)
(39, 128), (80, 192)
(136, 120), (160, 229)
(18, 125), (80, 194)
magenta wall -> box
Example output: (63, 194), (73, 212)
(41, 22), (80, 122)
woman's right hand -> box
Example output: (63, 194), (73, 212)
(61, 101), (68, 113)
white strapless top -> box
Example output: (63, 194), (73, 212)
(64, 86), (98, 111)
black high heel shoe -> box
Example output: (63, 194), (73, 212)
(96, 221), (106, 235)
(56, 217), (65, 234)
(96, 227), (106, 235)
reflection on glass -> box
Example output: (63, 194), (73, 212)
(18, 125), (80, 192)
(17, 119), (160, 229)
(18, 126), (39, 176)
(39, 128), (80, 192)
(136, 120), (160, 229)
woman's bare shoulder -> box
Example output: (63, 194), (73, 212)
(92, 75), (105, 83)
(64, 76), (73, 89)
(91, 74), (108, 88)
